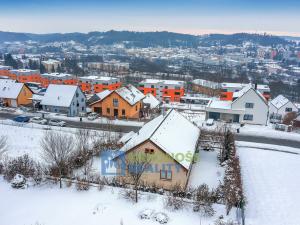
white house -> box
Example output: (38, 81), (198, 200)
(206, 85), (269, 125)
(40, 84), (86, 117)
(269, 95), (298, 123)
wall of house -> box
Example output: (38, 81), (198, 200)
(91, 92), (142, 119)
(116, 141), (189, 190)
(69, 88), (86, 116)
(232, 89), (268, 125)
(16, 85), (33, 106)
(269, 101), (298, 120)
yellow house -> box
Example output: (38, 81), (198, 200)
(114, 109), (200, 190)
(90, 85), (145, 119)
(0, 80), (33, 107)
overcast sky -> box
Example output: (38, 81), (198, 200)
(0, 0), (299, 36)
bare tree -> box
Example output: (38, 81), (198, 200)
(0, 135), (8, 159)
(126, 151), (152, 203)
(40, 131), (74, 188)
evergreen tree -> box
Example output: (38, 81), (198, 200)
(4, 54), (18, 69)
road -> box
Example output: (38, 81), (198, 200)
(1, 111), (300, 148)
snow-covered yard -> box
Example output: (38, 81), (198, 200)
(188, 150), (224, 189)
(237, 142), (300, 225)
(0, 177), (236, 225)
(0, 121), (120, 162)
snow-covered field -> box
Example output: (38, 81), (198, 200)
(0, 177), (237, 225)
(238, 142), (300, 225)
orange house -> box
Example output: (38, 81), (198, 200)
(9, 69), (41, 83)
(0, 66), (12, 78)
(0, 80), (33, 107)
(90, 85), (145, 119)
(78, 76), (121, 94)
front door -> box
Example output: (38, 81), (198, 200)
(114, 109), (118, 117)
(233, 114), (240, 123)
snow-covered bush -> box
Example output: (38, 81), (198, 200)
(119, 189), (136, 202)
(11, 174), (27, 189)
(3, 154), (38, 181)
(139, 209), (154, 220)
(164, 195), (185, 211)
(154, 212), (169, 224)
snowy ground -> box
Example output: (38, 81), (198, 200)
(0, 121), (121, 162)
(188, 150), (224, 189)
(237, 142), (300, 225)
(0, 177), (236, 225)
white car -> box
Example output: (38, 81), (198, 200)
(206, 118), (214, 126)
(30, 117), (47, 125)
(87, 112), (99, 120)
(48, 119), (66, 127)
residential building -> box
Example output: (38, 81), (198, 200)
(0, 66), (12, 77)
(40, 84), (86, 117)
(41, 59), (61, 73)
(40, 73), (77, 87)
(114, 109), (200, 190)
(9, 69), (40, 83)
(192, 79), (221, 97)
(220, 83), (270, 101)
(139, 79), (185, 102)
(206, 85), (269, 125)
(269, 95), (298, 123)
(0, 80), (33, 107)
(90, 85), (145, 119)
(78, 75), (121, 94)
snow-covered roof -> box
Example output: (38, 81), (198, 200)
(233, 85), (252, 98)
(96, 90), (112, 101)
(119, 109), (200, 170)
(143, 93), (160, 109)
(270, 95), (290, 109)
(118, 131), (136, 144)
(115, 85), (145, 106)
(0, 80), (24, 99)
(141, 79), (185, 86)
(208, 100), (232, 109)
(40, 84), (79, 107)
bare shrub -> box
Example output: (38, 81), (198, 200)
(0, 135), (8, 159)
(76, 178), (90, 191)
(193, 184), (215, 217)
(120, 189), (136, 202)
(164, 194), (185, 211)
(40, 131), (74, 188)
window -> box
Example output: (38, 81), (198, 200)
(76, 92), (79, 97)
(122, 109), (125, 116)
(164, 86), (168, 89)
(245, 103), (254, 108)
(81, 98), (84, 102)
(82, 107), (85, 111)
(175, 92), (180, 95)
(145, 148), (154, 154)
(160, 170), (172, 180)
(285, 107), (292, 112)
(136, 105), (138, 111)
(243, 114), (253, 121)
(113, 98), (119, 107)
(106, 108), (110, 114)
(151, 85), (154, 88)
(175, 86), (180, 90)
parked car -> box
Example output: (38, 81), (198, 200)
(87, 112), (99, 120)
(48, 119), (66, 127)
(12, 115), (30, 123)
(206, 118), (214, 126)
(30, 117), (47, 125)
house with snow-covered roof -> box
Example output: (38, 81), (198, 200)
(114, 109), (200, 190)
(269, 95), (298, 123)
(0, 79), (33, 107)
(206, 85), (269, 125)
(89, 85), (145, 119)
(40, 84), (86, 117)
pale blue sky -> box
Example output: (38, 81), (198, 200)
(0, 0), (299, 36)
